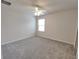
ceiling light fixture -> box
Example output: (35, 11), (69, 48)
(34, 7), (46, 16)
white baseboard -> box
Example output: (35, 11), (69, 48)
(1, 33), (35, 45)
(37, 34), (74, 46)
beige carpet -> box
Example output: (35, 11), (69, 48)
(2, 37), (75, 59)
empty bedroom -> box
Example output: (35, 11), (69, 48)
(1, 0), (78, 59)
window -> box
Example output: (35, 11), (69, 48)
(38, 19), (45, 32)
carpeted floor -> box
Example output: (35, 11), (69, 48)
(2, 37), (75, 59)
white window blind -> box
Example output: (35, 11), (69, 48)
(38, 19), (45, 32)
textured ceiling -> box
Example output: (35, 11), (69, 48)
(4, 0), (78, 13)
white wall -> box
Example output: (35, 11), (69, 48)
(1, 4), (36, 45)
(37, 9), (77, 45)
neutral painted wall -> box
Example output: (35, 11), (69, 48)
(37, 9), (77, 45)
(1, 4), (36, 45)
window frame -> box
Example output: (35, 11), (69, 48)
(38, 18), (45, 32)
